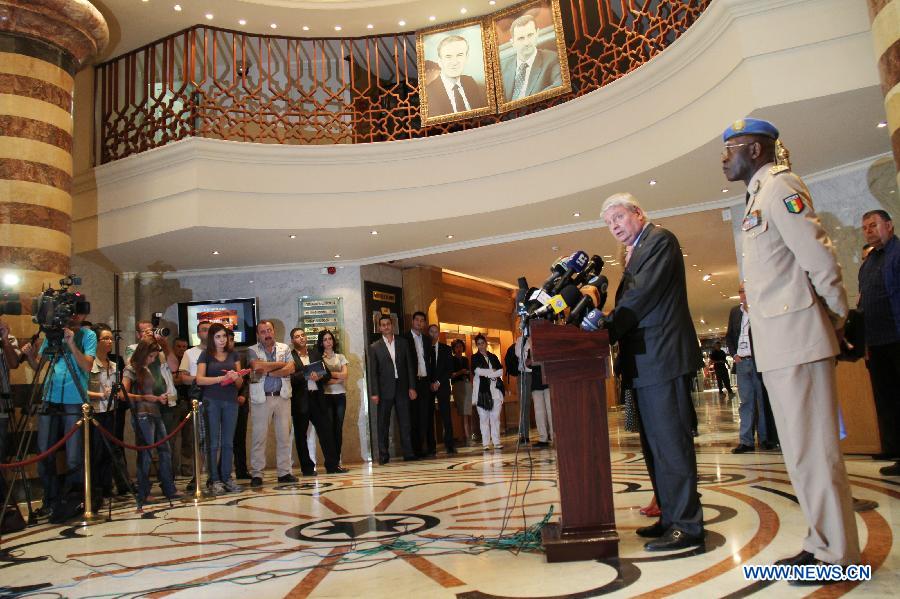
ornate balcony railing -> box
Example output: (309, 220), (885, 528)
(95, 1), (710, 164)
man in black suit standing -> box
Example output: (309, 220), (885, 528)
(595, 192), (704, 550)
(500, 14), (562, 102)
(426, 324), (456, 455)
(425, 35), (488, 117)
(367, 314), (417, 464)
(405, 311), (435, 457)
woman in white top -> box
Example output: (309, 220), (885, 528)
(87, 325), (131, 497)
(317, 330), (349, 465)
(471, 334), (505, 450)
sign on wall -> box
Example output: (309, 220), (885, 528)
(297, 297), (344, 349)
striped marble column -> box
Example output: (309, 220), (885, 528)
(869, 0), (900, 188)
(0, 0), (107, 340)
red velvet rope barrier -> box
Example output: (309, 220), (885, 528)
(0, 419), (84, 470)
(92, 410), (192, 451)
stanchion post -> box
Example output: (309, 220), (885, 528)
(183, 400), (211, 503)
(81, 403), (104, 523)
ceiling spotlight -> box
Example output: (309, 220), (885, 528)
(551, 245), (559, 251)
(603, 255), (612, 258)
(721, 188), (729, 193)
(334, 254), (341, 258)
(648, 179), (657, 186)
(429, 15), (436, 21)
(367, 24), (374, 29)
(572, 212), (581, 217)
(699, 318), (706, 324)
(370, 230), (378, 235)
(334, 25), (342, 31)
(212, 250), (220, 255)
(702, 274), (712, 281)
(302, 25), (310, 31)
(270, 23), (278, 29)
(205, 13), (214, 20)
(729, 295), (740, 299)
(447, 234), (454, 239)
(460, 8), (468, 14)
(2, 273), (20, 287)
(398, 20), (406, 26)
(877, 121), (888, 128)
(249, 280), (254, 284)
(289, 234), (296, 239)
(490, 0), (496, 4)
(692, 264), (698, 267)
(173, 4), (182, 11)
(238, 19), (247, 26)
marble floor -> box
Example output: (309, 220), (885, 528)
(2, 391), (899, 598)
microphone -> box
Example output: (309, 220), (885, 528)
(515, 277), (529, 307)
(527, 285), (582, 320)
(571, 255), (604, 287)
(581, 308), (608, 332)
(540, 257), (568, 290)
(550, 250), (589, 294)
(565, 294), (594, 326)
(585, 274), (609, 311)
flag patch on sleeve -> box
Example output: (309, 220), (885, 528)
(783, 194), (805, 214)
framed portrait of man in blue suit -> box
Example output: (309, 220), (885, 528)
(417, 19), (497, 125)
(490, 0), (571, 113)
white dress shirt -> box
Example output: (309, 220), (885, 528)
(383, 335), (398, 378)
(411, 331), (427, 377)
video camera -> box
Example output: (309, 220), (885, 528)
(32, 275), (90, 333)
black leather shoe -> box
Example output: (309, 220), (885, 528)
(636, 520), (668, 538)
(644, 528), (704, 551)
(250, 477), (263, 488)
(326, 467), (349, 474)
(774, 549), (813, 566)
(785, 554), (845, 586)
(278, 474), (299, 483)
(378, 456), (389, 465)
(731, 444), (755, 454)
(447, 447), (457, 454)
(301, 470), (317, 477)
(761, 442), (780, 451)
(235, 471), (251, 480)
(880, 462), (900, 476)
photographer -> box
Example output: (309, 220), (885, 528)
(1, 316), (25, 503)
(21, 306), (96, 521)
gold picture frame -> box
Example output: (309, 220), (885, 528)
(416, 18), (497, 126)
(489, 0), (571, 113)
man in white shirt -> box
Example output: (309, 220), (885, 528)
(247, 320), (296, 487)
(424, 34), (488, 117)
(406, 311), (434, 457)
(367, 314), (417, 464)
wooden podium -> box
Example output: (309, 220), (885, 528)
(529, 319), (618, 562)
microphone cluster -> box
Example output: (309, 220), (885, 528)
(516, 250), (609, 327)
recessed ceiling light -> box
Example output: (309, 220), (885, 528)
(700, 318), (706, 324)
(334, 254), (341, 258)
(334, 25), (342, 31)
(398, 20), (406, 26)
(721, 188), (729, 193)
(711, 283), (716, 286)
(238, 19), (247, 26)
(603, 255), (612, 258)
(205, 13), (214, 20)
(302, 25), (310, 31)
(460, 8), (468, 14)
(702, 274), (712, 281)
(212, 250), (220, 255)
(289, 234), (296, 239)
(429, 15), (436, 21)
(142, 0), (149, 3)
(249, 280), (254, 284)
(648, 179), (657, 186)
(446, 234), (454, 239)
(370, 230), (378, 235)
(551, 245), (559, 251)
(490, 0), (496, 4)
(173, 4), (182, 11)
(572, 212), (580, 217)
(729, 295), (740, 299)
(270, 23), (278, 29)
(367, 24), (374, 29)
(877, 121), (888, 128)
(692, 264), (698, 267)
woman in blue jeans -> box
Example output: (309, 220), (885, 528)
(196, 323), (243, 494)
(122, 339), (178, 503)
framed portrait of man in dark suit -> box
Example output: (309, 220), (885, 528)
(417, 19), (496, 125)
(490, 0), (571, 113)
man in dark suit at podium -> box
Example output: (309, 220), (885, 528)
(597, 192), (705, 550)
(367, 314), (417, 464)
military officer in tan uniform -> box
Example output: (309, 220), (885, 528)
(721, 118), (860, 577)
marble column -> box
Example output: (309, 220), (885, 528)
(0, 0), (107, 343)
(868, 0), (900, 188)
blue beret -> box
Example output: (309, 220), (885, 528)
(722, 118), (779, 142)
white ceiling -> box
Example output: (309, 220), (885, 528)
(94, 0), (520, 58)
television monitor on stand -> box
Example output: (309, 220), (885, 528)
(177, 297), (259, 347)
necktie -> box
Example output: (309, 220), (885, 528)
(624, 245), (633, 267)
(452, 84), (465, 113)
(512, 62), (528, 98)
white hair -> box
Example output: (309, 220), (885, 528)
(601, 192), (644, 216)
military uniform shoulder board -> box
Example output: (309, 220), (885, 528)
(769, 164), (790, 176)
(783, 193), (805, 214)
